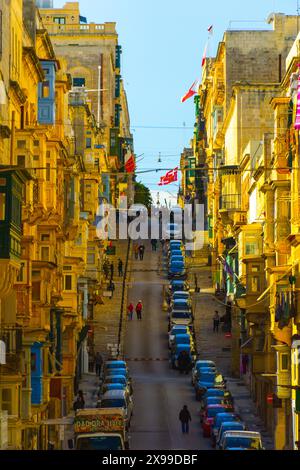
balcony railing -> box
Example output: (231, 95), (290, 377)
(219, 194), (241, 210)
(44, 23), (116, 36)
(0, 326), (23, 354)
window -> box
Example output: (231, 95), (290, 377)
(17, 140), (26, 149)
(32, 281), (41, 301)
(75, 233), (82, 246)
(42, 81), (50, 98)
(73, 77), (85, 87)
(46, 163), (51, 182)
(251, 276), (260, 293)
(281, 353), (289, 371)
(34, 140), (39, 147)
(53, 17), (66, 24)
(17, 155), (25, 167)
(87, 253), (95, 265)
(40, 246), (50, 261)
(31, 353), (37, 372)
(41, 234), (50, 242)
(0, 192), (5, 220)
(1, 388), (12, 415)
(17, 262), (26, 282)
(64, 275), (72, 291)
(86, 138), (92, 149)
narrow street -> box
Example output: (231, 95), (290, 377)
(125, 241), (211, 450)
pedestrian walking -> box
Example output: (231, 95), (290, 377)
(134, 244), (139, 260)
(110, 262), (114, 279)
(136, 300), (143, 320)
(95, 352), (103, 377)
(118, 258), (123, 276)
(213, 311), (220, 332)
(127, 303), (134, 320)
(73, 390), (85, 411)
(138, 244), (145, 260)
(108, 280), (115, 299)
(151, 239), (157, 251)
(179, 405), (191, 434)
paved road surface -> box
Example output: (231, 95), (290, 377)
(125, 241), (210, 450)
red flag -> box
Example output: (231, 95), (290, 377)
(208, 25), (213, 33)
(125, 154), (135, 173)
(181, 79), (199, 103)
(165, 167), (178, 183)
(158, 167), (178, 185)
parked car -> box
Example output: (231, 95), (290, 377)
(101, 383), (126, 395)
(211, 412), (241, 447)
(167, 249), (183, 260)
(215, 422), (246, 449)
(169, 298), (192, 312)
(168, 325), (193, 347)
(168, 261), (186, 279)
(103, 360), (128, 375)
(104, 368), (130, 380)
(172, 291), (191, 301)
(98, 390), (133, 429)
(170, 334), (196, 356)
(170, 344), (196, 369)
(202, 405), (232, 437)
(195, 371), (226, 400)
(168, 279), (190, 293)
(169, 310), (193, 329)
(191, 360), (216, 385)
(218, 431), (263, 450)
(101, 375), (133, 396)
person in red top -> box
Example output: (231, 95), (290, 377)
(136, 301), (143, 320)
(128, 303), (134, 320)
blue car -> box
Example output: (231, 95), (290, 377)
(168, 261), (186, 279)
(101, 383), (126, 394)
(216, 422), (246, 449)
(192, 365), (217, 386)
(169, 325), (192, 347)
(168, 249), (183, 258)
(211, 413), (241, 447)
(169, 255), (184, 263)
(168, 280), (189, 292)
(170, 344), (194, 369)
(172, 291), (191, 301)
(104, 360), (127, 371)
(203, 388), (225, 399)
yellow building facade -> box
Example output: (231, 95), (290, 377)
(187, 13), (300, 449)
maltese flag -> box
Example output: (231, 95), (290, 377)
(181, 79), (200, 103)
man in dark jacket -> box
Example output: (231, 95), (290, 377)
(179, 405), (192, 434)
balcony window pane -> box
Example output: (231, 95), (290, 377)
(0, 192), (5, 220)
(41, 246), (50, 261)
(32, 281), (41, 301)
(64, 275), (72, 290)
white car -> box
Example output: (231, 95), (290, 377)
(218, 430), (263, 450)
(99, 390), (133, 429)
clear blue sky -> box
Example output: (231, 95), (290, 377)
(53, 0), (298, 204)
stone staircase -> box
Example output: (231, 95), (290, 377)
(93, 239), (131, 361)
